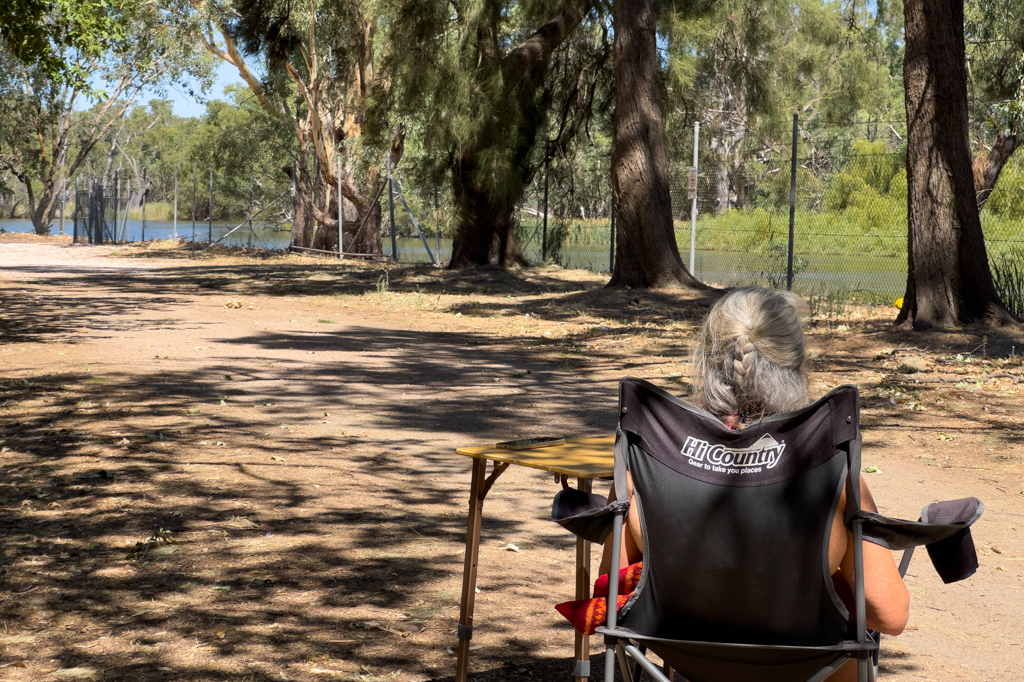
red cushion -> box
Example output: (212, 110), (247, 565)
(555, 562), (643, 635)
(593, 562), (643, 597)
(555, 594), (631, 636)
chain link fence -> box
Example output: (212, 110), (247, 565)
(510, 130), (1024, 304)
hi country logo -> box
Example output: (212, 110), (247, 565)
(681, 434), (785, 474)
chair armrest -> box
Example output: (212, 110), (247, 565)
(848, 497), (983, 583)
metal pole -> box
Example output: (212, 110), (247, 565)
(542, 170), (548, 262)
(173, 166), (178, 239)
(787, 113), (798, 291)
(141, 167), (147, 241)
(690, 121), (700, 274)
(191, 161), (196, 257)
(114, 171), (120, 244)
(434, 186), (440, 266)
(387, 154), (398, 262)
(72, 178), (78, 243)
(122, 178), (131, 241)
(59, 176), (66, 235)
(208, 166), (213, 244)
(609, 190), (615, 273)
(291, 159), (297, 250)
(248, 166), (254, 249)
(337, 154), (343, 259)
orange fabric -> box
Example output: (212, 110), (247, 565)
(555, 594), (631, 636)
(593, 562), (643, 597)
(555, 562), (643, 635)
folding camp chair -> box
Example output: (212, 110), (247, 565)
(554, 378), (983, 682)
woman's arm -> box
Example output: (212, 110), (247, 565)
(833, 478), (910, 636)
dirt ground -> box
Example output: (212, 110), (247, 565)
(0, 234), (1021, 682)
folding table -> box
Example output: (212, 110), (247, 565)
(454, 436), (615, 682)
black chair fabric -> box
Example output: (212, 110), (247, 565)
(552, 377), (985, 682)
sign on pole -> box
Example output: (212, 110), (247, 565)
(687, 166), (698, 201)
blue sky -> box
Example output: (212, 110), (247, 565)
(155, 61), (247, 118)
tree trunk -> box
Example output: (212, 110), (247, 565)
(896, 0), (1014, 329)
(29, 187), (56, 235)
(975, 134), (1019, 211)
(446, 0), (595, 269)
(608, 0), (702, 289)
(448, 152), (528, 268)
(714, 162), (730, 214)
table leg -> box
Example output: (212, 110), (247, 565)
(574, 477), (592, 682)
(455, 458), (487, 682)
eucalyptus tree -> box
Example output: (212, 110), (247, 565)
(0, 0), (140, 89)
(373, 0), (608, 267)
(186, 0), (381, 252)
(896, 0), (1014, 329)
(965, 0), (1024, 210)
(662, 0), (901, 214)
(0, 4), (214, 234)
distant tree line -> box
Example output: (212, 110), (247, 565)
(1, 0), (1022, 327)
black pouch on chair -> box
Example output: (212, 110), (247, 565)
(551, 487), (626, 543)
(922, 498), (983, 584)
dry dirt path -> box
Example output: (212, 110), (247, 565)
(1, 238), (1022, 682)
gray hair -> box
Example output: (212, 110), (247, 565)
(690, 287), (809, 419)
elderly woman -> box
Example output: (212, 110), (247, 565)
(599, 288), (909, 679)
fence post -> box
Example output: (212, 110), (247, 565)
(191, 161), (197, 257)
(609, 189), (615, 273)
(114, 171), (120, 244)
(141, 167), (147, 241)
(173, 166), (178, 239)
(387, 153), (398, 262)
(787, 113), (798, 291)
(60, 176), (66, 236)
(248, 166), (254, 249)
(690, 121), (700, 275)
(72, 178), (78, 243)
(337, 154), (343, 259)
(291, 155), (297, 250)
(542, 170), (549, 262)
(208, 166), (213, 244)
(434, 186), (440, 266)
(122, 178), (131, 242)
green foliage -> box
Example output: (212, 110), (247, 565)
(0, 0), (140, 90)
(986, 153), (1024, 219)
(991, 247), (1024, 317)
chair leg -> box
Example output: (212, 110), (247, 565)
(630, 644), (646, 681)
(616, 642), (634, 682)
(603, 646), (614, 682)
(621, 644), (673, 682)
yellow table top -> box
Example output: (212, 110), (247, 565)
(456, 435), (615, 479)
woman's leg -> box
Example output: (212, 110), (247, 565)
(598, 472), (644, 575)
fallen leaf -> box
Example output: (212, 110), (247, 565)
(212, 585), (231, 591)
(506, 543), (520, 553)
(195, 346), (212, 350)
(215, 629), (226, 639)
(12, 661), (28, 668)
(53, 667), (99, 680)
(991, 546), (1003, 554)
(863, 466), (881, 474)
(271, 456), (285, 462)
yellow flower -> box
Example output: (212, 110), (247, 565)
(894, 297), (904, 309)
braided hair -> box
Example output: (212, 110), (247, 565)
(691, 288), (809, 422)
